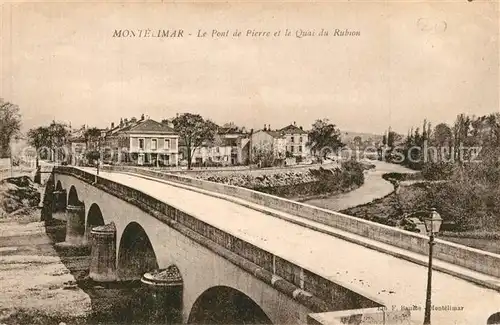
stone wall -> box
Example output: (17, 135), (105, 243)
(190, 165), (364, 200)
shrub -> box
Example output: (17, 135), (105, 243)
(422, 162), (454, 180)
(341, 160), (365, 186)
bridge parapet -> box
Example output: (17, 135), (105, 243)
(100, 165), (500, 282)
(307, 308), (411, 325)
(53, 166), (385, 315)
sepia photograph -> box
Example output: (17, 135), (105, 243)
(0, 1), (499, 325)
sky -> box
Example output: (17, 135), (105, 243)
(1, 1), (498, 135)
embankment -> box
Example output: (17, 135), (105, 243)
(190, 161), (369, 200)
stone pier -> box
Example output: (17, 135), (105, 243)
(51, 189), (67, 221)
(55, 204), (89, 251)
(89, 222), (117, 282)
(141, 266), (183, 324)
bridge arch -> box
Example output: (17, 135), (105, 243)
(488, 312), (500, 324)
(188, 286), (272, 325)
(86, 203), (105, 240)
(68, 186), (81, 206)
(117, 222), (159, 281)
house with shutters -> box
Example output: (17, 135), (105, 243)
(102, 117), (179, 166)
(279, 122), (310, 158)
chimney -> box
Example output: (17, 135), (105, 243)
(268, 124), (271, 131)
(111, 122), (115, 129)
(293, 121), (296, 126)
(300, 126), (303, 130)
(141, 113), (145, 120)
(263, 124), (267, 131)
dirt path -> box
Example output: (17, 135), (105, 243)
(302, 160), (416, 211)
(0, 198), (91, 324)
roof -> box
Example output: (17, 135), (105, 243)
(109, 119), (176, 135)
(217, 126), (246, 135)
(279, 124), (308, 135)
(265, 130), (285, 138)
(68, 128), (86, 142)
(253, 129), (285, 139)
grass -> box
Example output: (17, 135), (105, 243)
(342, 180), (500, 255)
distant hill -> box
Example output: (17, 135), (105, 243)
(339, 131), (383, 143)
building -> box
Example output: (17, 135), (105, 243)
(179, 126), (250, 166)
(67, 126), (88, 166)
(249, 126), (286, 163)
(102, 117), (179, 166)
(216, 126), (250, 165)
(279, 122), (309, 158)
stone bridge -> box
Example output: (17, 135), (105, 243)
(46, 166), (500, 325)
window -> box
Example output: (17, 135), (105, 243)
(151, 139), (158, 150)
(300, 137), (303, 143)
(138, 138), (145, 150)
(291, 146), (295, 153)
(291, 136), (294, 143)
(299, 145), (303, 152)
(164, 139), (170, 150)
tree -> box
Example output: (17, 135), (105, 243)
(0, 99), (22, 158)
(432, 123), (452, 161)
(84, 127), (102, 150)
(252, 146), (276, 168)
(222, 122), (241, 132)
(85, 150), (101, 164)
(433, 123), (452, 146)
(352, 136), (363, 149)
(48, 121), (70, 161)
(27, 126), (50, 167)
(172, 113), (217, 170)
(453, 114), (471, 162)
(307, 119), (344, 158)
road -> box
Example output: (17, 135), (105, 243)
(86, 168), (500, 325)
(303, 160), (416, 211)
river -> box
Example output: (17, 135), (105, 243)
(302, 160), (416, 211)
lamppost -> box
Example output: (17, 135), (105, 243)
(423, 208), (443, 325)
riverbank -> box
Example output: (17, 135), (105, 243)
(332, 164), (500, 255)
(187, 160), (371, 200)
(302, 160), (417, 211)
(0, 174), (185, 324)
(0, 175), (92, 324)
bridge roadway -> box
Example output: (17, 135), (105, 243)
(82, 167), (500, 325)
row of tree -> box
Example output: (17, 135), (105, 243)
(382, 113), (500, 231)
(381, 113), (500, 171)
